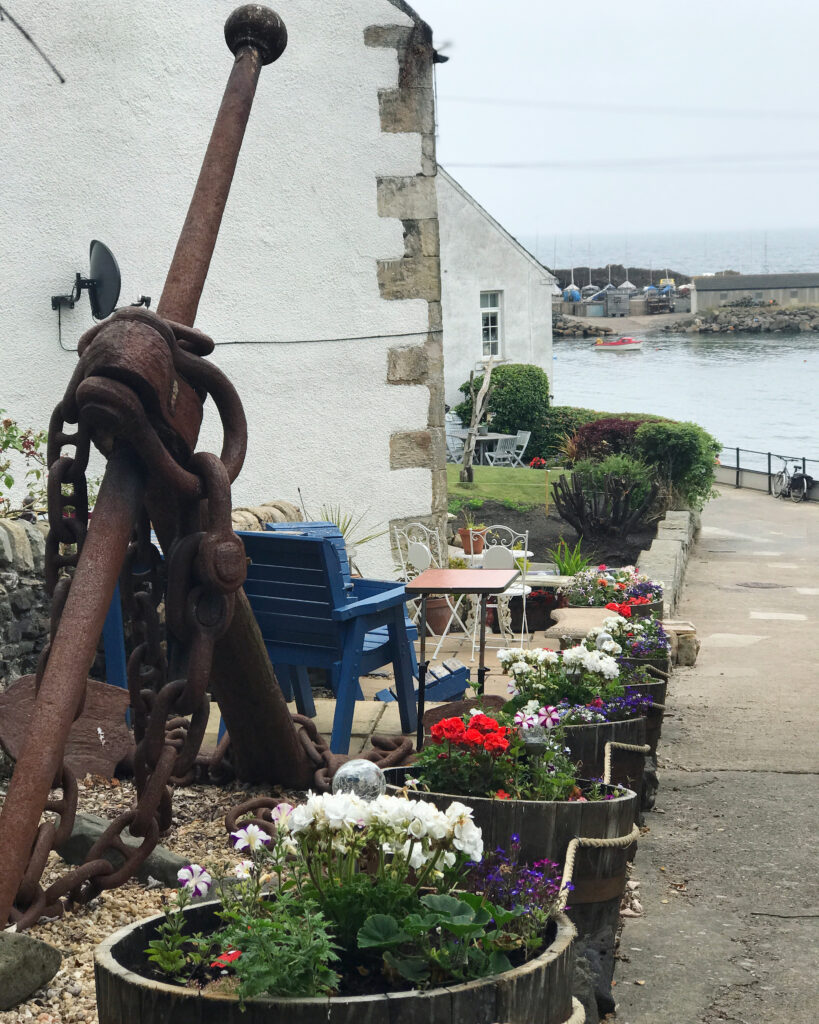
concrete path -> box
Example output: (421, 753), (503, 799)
(613, 487), (819, 1024)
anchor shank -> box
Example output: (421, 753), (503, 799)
(0, 448), (146, 926)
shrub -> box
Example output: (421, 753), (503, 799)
(572, 417), (646, 461)
(454, 364), (551, 456)
(572, 454), (655, 509)
(539, 406), (600, 459)
(633, 421), (720, 511)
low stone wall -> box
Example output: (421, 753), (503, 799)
(0, 500), (302, 692)
(0, 520), (50, 689)
(636, 510), (700, 617)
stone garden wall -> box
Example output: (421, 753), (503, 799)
(0, 521), (50, 690)
(636, 510), (701, 616)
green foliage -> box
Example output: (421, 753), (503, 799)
(145, 888), (214, 982)
(539, 406), (600, 459)
(572, 454), (655, 509)
(221, 891), (340, 1000)
(545, 538), (591, 575)
(358, 892), (521, 988)
(316, 876), (417, 954)
(454, 364), (552, 456)
(633, 421), (721, 511)
(0, 410), (48, 517)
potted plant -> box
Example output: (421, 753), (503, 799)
(498, 645), (650, 798)
(584, 613), (671, 673)
(625, 575), (664, 618)
(558, 563), (638, 607)
(95, 791), (577, 1024)
(457, 511), (486, 555)
(387, 707), (637, 1012)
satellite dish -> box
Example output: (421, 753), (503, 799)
(51, 239), (121, 320)
(87, 240), (121, 319)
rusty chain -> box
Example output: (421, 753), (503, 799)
(7, 312), (247, 930)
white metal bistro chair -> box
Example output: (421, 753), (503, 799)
(485, 435), (517, 467)
(466, 525), (531, 658)
(511, 430), (532, 467)
(392, 522), (469, 659)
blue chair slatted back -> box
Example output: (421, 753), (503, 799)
(240, 529), (351, 656)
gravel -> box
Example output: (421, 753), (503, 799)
(0, 773), (297, 1023)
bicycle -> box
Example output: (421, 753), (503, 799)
(772, 461), (812, 503)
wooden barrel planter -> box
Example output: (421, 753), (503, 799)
(623, 677), (667, 757)
(562, 716), (647, 824)
(619, 653), (671, 674)
(95, 900), (579, 1024)
(629, 599), (664, 620)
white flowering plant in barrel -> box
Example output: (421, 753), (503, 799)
(144, 789), (563, 1000)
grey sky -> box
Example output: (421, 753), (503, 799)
(409, 0), (819, 239)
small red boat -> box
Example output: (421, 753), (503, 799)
(593, 335), (643, 351)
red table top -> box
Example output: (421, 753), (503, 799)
(405, 568), (519, 595)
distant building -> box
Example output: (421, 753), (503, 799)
(437, 169), (555, 406)
(692, 273), (819, 313)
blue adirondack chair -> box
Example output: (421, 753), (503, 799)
(238, 527), (418, 753)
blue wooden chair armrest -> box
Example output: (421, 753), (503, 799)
(332, 582), (409, 621)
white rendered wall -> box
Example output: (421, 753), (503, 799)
(437, 173), (553, 408)
(0, 0), (433, 577)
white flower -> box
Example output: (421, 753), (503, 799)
(538, 705), (560, 729)
(233, 860), (253, 880)
(177, 863), (212, 897)
(97, 727), (106, 747)
(514, 709), (537, 730)
(231, 823), (271, 852)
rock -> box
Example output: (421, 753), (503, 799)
(571, 953), (601, 1024)
(0, 931), (62, 1010)
(0, 676), (132, 778)
(57, 812), (188, 887)
(578, 926), (617, 1016)
(677, 632), (701, 666)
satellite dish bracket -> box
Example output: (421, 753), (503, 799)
(51, 272), (94, 312)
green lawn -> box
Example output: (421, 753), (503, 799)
(447, 464), (564, 512)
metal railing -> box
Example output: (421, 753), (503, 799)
(719, 446), (819, 494)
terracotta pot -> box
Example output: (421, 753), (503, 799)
(458, 528), (485, 555)
(423, 595), (458, 635)
(95, 900), (578, 1024)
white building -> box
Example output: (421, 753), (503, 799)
(437, 169), (555, 407)
(0, 0), (445, 576)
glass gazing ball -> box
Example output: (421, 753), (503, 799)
(332, 759), (387, 801)
(522, 725), (549, 757)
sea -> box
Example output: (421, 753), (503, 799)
(541, 229), (819, 472)
(522, 227), (819, 279)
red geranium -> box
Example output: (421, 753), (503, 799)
(469, 713), (502, 735)
(430, 717), (466, 743)
(495, 789), (511, 800)
(483, 732), (510, 754)
(605, 602), (632, 617)
(598, 564), (607, 570)
(463, 728), (485, 748)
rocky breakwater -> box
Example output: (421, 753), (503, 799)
(663, 306), (819, 335)
(553, 313), (614, 338)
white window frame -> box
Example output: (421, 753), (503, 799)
(480, 290), (502, 358)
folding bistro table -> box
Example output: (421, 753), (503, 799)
(405, 567), (520, 748)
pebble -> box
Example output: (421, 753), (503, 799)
(0, 775), (281, 1023)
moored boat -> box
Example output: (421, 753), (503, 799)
(594, 335), (643, 351)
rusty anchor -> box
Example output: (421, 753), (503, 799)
(0, 4), (288, 931)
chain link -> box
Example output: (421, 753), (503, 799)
(8, 314), (246, 930)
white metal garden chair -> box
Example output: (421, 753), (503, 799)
(466, 525), (532, 658)
(392, 522), (469, 659)
(446, 432), (465, 464)
(511, 430), (532, 467)
(485, 435), (517, 467)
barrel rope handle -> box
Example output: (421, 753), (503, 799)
(566, 996), (586, 1023)
(557, 824), (642, 910)
(604, 740), (651, 785)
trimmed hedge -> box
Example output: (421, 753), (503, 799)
(633, 420), (721, 511)
(454, 364), (552, 458)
